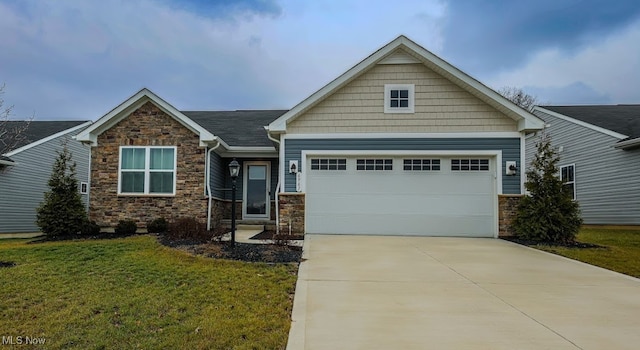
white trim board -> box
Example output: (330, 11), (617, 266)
(534, 106), (628, 139)
(5, 121), (93, 157)
(282, 132), (522, 140)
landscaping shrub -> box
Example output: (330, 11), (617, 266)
(36, 142), (88, 237)
(513, 133), (582, 243)
(80, 220), (101, 236)
(166, 217), (211, 242)
(147, 217), (168, 234)
(114, 220), (137, 235)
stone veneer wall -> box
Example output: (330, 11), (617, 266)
(278, 193), (305, 235)
(90, 101), (207, 228)
(498, 194), (522, 237)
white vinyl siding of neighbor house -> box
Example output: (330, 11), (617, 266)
(527, 110), (640, 225)
(0, 133), (90, 233)
(287, 63), (518, 134)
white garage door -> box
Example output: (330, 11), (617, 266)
(305, 156), (496, 237)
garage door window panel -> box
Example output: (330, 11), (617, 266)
(403, 159), (441, 171)
(356, 159), (393, 171)
(311, 158), (347, 170)
(451, 159), (489, 171)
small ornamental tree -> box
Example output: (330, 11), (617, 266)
(36, 142), (88, 237)
(513, 133), (582, 243)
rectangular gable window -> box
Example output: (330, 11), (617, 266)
(119, 146), (176, 195)
(560, 164), (576, 200)
(384, 84), (415, 113)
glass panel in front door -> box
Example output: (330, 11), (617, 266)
(247, 165), (267, 215)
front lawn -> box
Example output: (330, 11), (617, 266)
(534, 226), (640, 278)
(0, 235), (298, 349)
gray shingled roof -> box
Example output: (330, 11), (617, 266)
(1, 120), (89, 154)
(183, 110), (288, 147)
(542, 105), (640, 140)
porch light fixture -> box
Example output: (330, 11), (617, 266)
(229, 158), (240, 247)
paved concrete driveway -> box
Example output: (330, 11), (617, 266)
(287, 235), (640, 350)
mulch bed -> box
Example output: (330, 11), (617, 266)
(250, 231), (304, 241)
(28, 232), (139, 243)
(502, 236), (604, 249)
(158, 236), (302, 264)
(0, 261), (16, 268)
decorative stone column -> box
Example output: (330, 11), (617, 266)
(278, 193), (305, 235)
(498, 194), (522, 237)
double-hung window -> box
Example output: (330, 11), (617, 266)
(119, 146), (176, 195)
(560, 164), (576, 200)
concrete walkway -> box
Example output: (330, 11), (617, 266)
(288, 235), (640, 350)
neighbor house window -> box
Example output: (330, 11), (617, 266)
(560, 164), (576, 200)
(384, 84), (415, 113)
(403, 159), (441, 171)
(356, 159), (393, 171)
(451, 159), (490, 171)
(311, 158), (347, 170)
(119, 146), (176, 195)
(80, 182), (88, 194)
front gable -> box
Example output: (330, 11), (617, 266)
(268, 36), (544, 135)
(287, 59), (518, 134)
(76, 88), (215, 147)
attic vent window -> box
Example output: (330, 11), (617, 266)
(384, 84), (414, 114)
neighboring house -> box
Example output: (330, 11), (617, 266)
(76, 35), (544, 238)
(528, 105), (640, 225)
(0, 121), (92, 233)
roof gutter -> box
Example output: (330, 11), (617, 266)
(614, 137), (640, 150)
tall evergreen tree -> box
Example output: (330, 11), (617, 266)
(513, 133), (582, 243)
(36, 141), (87, 237)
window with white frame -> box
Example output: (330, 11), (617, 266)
(119, 146), (176, 195)
(384, 84), (415, 113)
(560, 164), (576, 200)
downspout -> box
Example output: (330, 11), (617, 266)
(266, 129), (282, 234)
(206, 140), (221, 231)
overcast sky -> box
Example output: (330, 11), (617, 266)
(1, 0), (639, 121)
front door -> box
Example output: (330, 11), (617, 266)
(243, 162), (270, 219)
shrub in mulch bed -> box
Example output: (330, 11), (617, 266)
(502, 237), (604, 249)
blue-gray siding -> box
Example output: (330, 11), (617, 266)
(208, 153), (278, 201)
(0, 133), (90, 233)
(528, 110), (640, 225)
(284, 138), (521, 194)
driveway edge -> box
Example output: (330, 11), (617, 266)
(286, 234), (312, 350)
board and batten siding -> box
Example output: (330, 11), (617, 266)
(527, 110), (640, 225)
(287, 62), (517, 134)
(284, 138), (521, 194)
(0, 133), (90, 233)
(208, 155), (279, 201)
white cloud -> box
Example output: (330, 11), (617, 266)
(487, 19), (640, 104)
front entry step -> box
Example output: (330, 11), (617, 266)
(220, 220), (276, 231)
(236, 224), (264, 231)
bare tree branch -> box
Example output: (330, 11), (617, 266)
(498, 86), (539, 112)
(0, 84), (32, 155)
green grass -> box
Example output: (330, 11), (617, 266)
(535, 227), (640, 278)
(0, 236), (298, 349)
